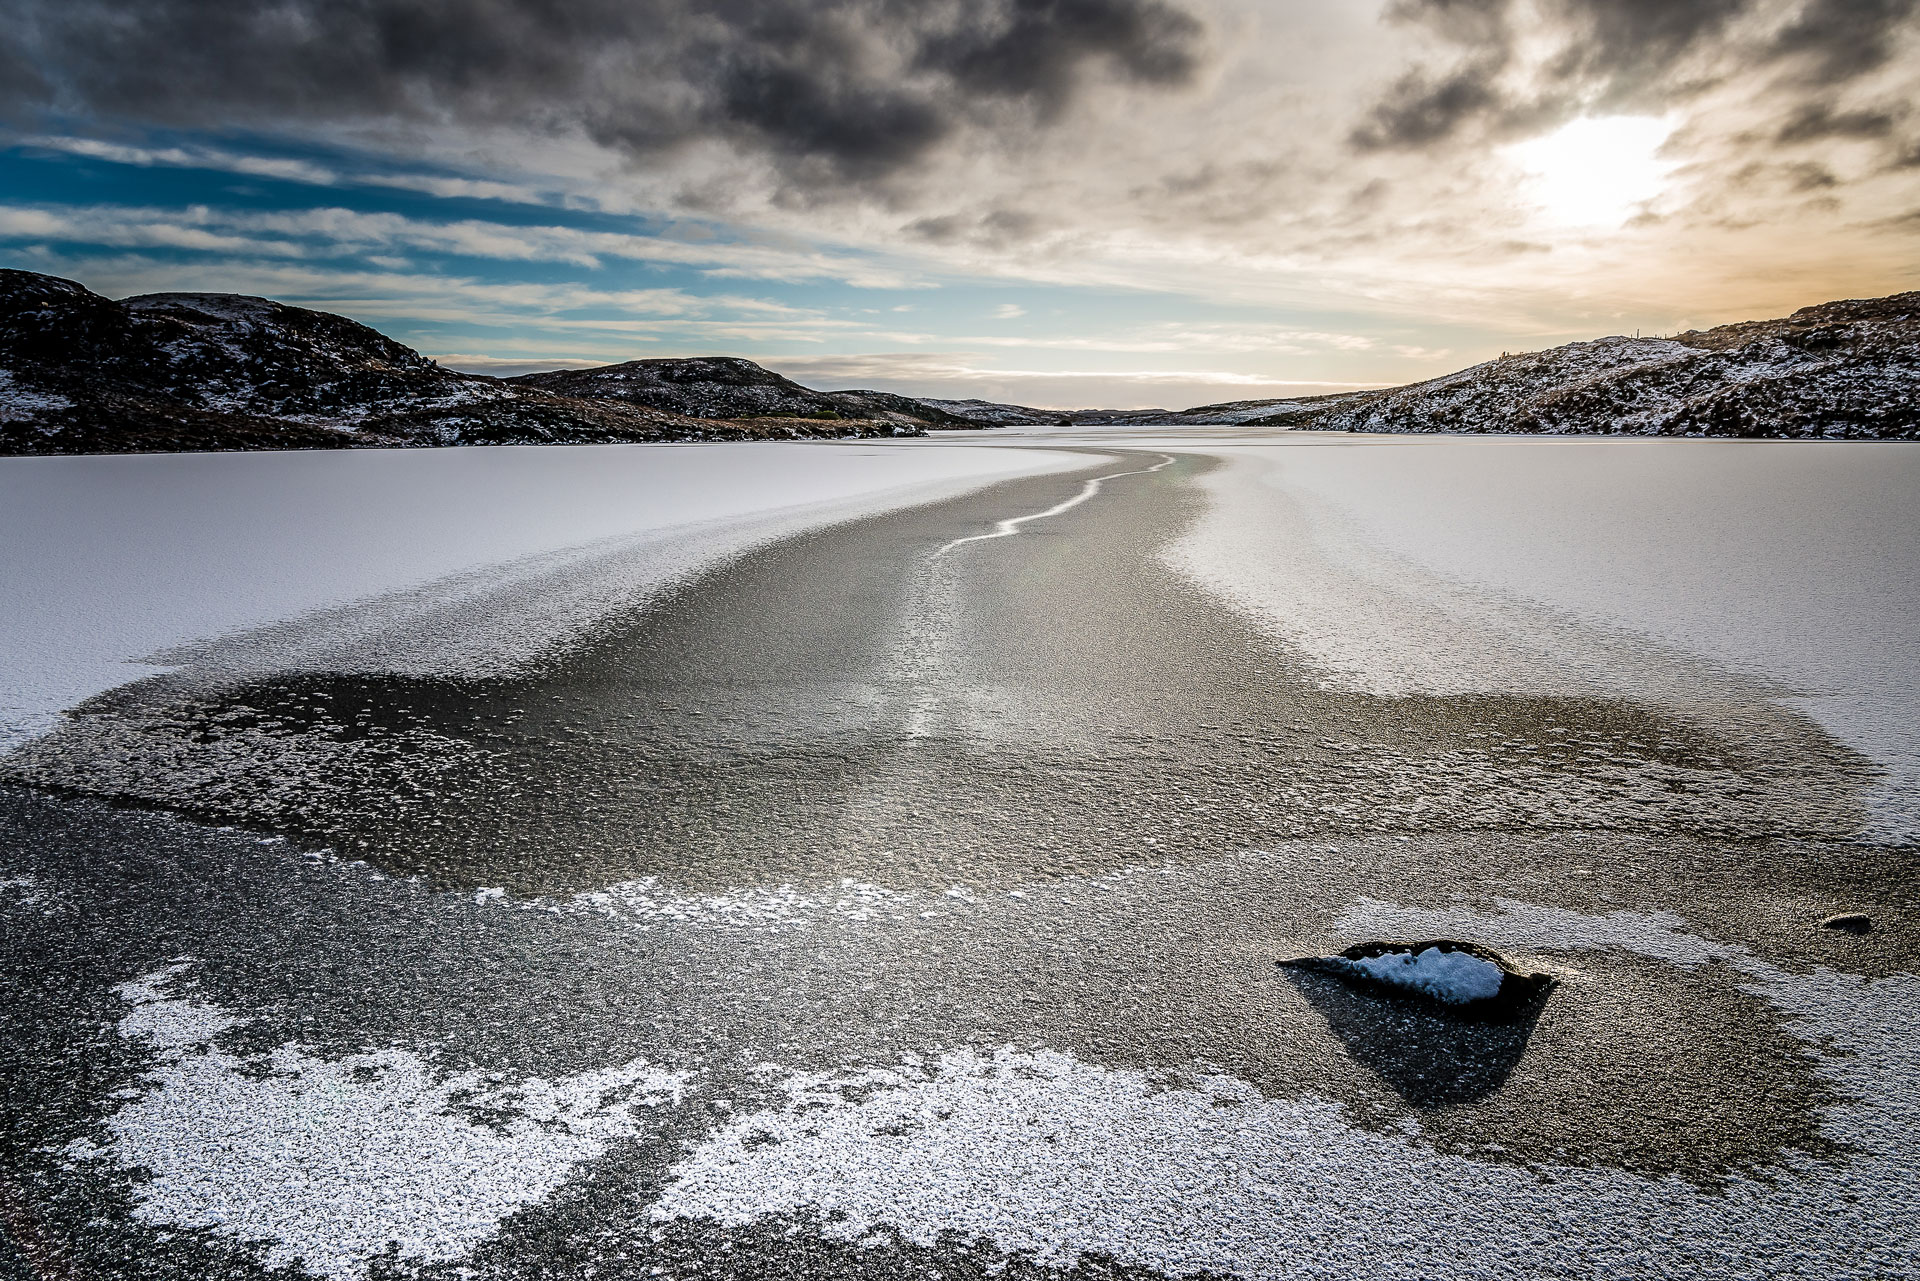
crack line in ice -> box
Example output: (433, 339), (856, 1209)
(934, 453), (1175, 556)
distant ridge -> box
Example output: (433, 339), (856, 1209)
(512, 358), (992, 430)
(4, 269), (1915, 452)
(0, 272), (991, 455)
(1081, 292), (1918, 439)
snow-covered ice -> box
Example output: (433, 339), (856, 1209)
(1166, 437), (1920, 843)
(70, 964), (691, 1281)
(651, 901), (1920, 1281)
(0, 442), (1091, 752)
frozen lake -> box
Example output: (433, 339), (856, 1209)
(1164, 435), (1920, 844)
(3, 430), (1916, 1281)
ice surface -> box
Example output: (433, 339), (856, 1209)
(568, 876), (908, 931)
(0, 442), (1092, 752)
(73, 965), (690, 1281)
(1168, 438), (1920, 844)
(653, 901), (1920, 1280)
(1333, 946), (1506, 1003)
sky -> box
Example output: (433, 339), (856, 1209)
(1, 0), (1916, 409)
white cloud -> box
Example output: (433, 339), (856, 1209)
(764, 352), (1379, 408)
(0, 199), (926, 289)
(25, 135), (554, 206)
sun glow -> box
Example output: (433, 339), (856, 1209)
(1509, 116), (1675, 228)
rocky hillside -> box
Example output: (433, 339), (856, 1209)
(917, 397), (1070, 426)
(0, 271), (931, 454)
(818, 388), (986, 430)
(1065, 394), (1364, 426)
(1260, 292), (1920, 439)
(511, 356), (845, 421)
(514, 358), (1007, 430)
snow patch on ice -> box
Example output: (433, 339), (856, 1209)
(565, 877), (911, 931)
(1169, 440), (1920, 844)
(1334, 896), (1749, 969)
(651, 902), (1920, 1279)
(71, 964), (692, 1281)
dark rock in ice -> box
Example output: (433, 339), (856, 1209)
(1278, 939), (1554, 1012)
(1820, 913), (1872, 935)
(1278, 940), (1556, 1106)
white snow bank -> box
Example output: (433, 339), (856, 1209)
(1333, 946), (1506, 1003)
(69, 964), (691, 1281)
(0, 441), (1092, 752)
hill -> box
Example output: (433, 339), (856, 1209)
(8, 270), (1912, 449)
(0, 272), (936, 454)
(1240, 293), (1920, 439)
(510, 358), (991, 430)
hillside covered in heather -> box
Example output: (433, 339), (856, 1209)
(0, 271), (993, 455)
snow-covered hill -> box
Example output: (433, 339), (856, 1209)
(917, 397), (1071, 426)
(512, 356), (844, 421)
(0, 272), (928, 454)
(1266, 293), (1920, 438)
(818, 388), (987, 430)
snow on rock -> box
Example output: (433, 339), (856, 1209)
(68, 964), (691, 1281)
(0, 367), (76, 420)
(1328, 944), (1510, 1004)
(0, 872), (51, 910)
(1277, 939), (1548, 1008)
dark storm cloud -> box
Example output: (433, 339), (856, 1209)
(1550, 0), (1750, 88)
(1770, 0), (1920, 80)
(0, 0), (1206, 190)
(1353, 0), (1752, 149)
(906, 206), (1045, 248)
(1775, 100), (1903, 141)
(1351, 60), (1511, 149)
(1352, 0), (1920, 151)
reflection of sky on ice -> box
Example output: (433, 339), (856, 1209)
(1168, 437), (1920, 843)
